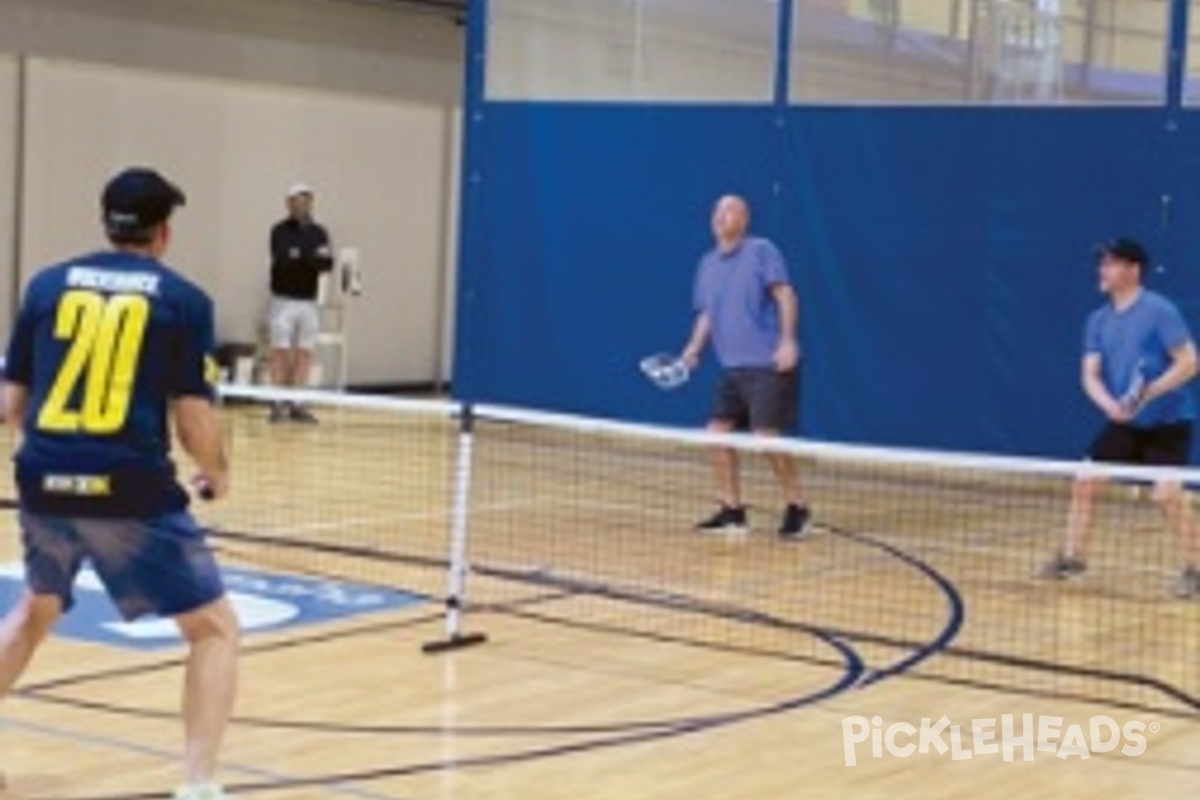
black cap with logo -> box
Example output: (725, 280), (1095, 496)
(102, 168), (186, 237)
(1096, 237), (1149, 268)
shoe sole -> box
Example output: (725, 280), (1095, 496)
(695, 525), (749, 536)
(1040, 569), (1086, 580)
(778, 528), (811, 540)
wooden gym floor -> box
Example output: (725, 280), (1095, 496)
(0, 403), (1198, 799)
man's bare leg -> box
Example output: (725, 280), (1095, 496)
(267, 348), (293, 421)
(756, 428), (810, 537)
(286, 348), (320, 422)
(707, 419), (740, 508)
(268, 348), (291, 388)
(1044, 476), (1100, 578)
(1064, 477), (1100, 561)
(291, 348), (313, 389)
(1154, 481), (1200, 597)
(0, 592), (60, 698)
(755, 428), (804, 506)
(175, 598), (240, 789)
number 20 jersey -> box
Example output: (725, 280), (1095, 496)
(5, 250), (217, 518)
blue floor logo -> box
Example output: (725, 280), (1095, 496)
(0, 563), (425, 650)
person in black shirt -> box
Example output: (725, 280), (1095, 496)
(267, 183), (333, 422)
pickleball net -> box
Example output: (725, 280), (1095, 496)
(19, 382), (1200, 716)
(453, 403), (1200, 717)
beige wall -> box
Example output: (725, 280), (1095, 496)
(0, 0), (464, 386)
(0, 55), (15, 339)
(440, 107), (463, 387)
(21, 59), (452, 385)
(0, 0), (462, 104)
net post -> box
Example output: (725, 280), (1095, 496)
(423, 401), (488, 654)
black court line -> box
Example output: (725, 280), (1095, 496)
(499, 606), (1200, 723)
(456, 518), (966, 703)
(17, 614), (443, 694)
(39, 518), (971, 800)
(21, 523), (959, 752)
(468, 513), (1200, 714)
(19, 587), (573, 696)
(820, 523), (965, 687)
(38, 625), (866, 800)
(11, 521), (506, 696)
(18, 690), (682, 737)
(18, 580), (857, 738)
(206, 526), (449, 571)
(21, 520), (963, 743)
(17, 517), (967, 799)
(933, 642), (1200, 711)
(9, 504), (1195, 800)
(238, 517), (1199, 718)
(19, 548), (874, 799)
(20, 588), (847, 738)
(818, 521), (1200, 709)
(13, 513), (1198, 715)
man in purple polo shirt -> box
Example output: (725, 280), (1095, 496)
(681, 195), (811, 539)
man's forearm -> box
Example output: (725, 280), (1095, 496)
(1148, 358), (1198, 400)
(776, 287), (798, 343)
(3, 382), (27, 430)
(1083, 374), (1117, 413)
(175, 400), (228, 477)
(684, 314), (711, 356)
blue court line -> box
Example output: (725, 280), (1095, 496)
(0, 714), (406, 800)
(821, 522), (966, 688)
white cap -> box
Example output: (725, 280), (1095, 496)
(287, 182), (314, 199)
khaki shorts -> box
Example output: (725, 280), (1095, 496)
(268, 298), (319, 351)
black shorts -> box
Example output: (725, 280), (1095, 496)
(1087, 422), (1193, 466)
(711, 367), (800, 432)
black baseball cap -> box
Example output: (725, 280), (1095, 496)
(1096, 237), (1149, 267)
(102, 168), (186, 235)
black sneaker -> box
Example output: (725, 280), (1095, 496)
(1041, 553), (1087, 580)
(289, 405), (319, 424)
(268, 402), (288, 424)
(1173, 567), (1200, 600)
(695, 505), (748, 534)
(778, 504), (812, 540)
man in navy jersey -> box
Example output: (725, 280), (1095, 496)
(0, 168), (238, 800)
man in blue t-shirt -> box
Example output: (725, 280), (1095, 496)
(1044, 238), (1200, 598)
(0, 169), (238, 799)
(680, 195), (811, 539)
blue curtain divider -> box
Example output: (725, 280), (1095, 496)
(453, 102), (1200, 459)
(452, 0), (1200, 458)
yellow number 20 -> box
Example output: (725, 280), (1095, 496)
(37, 290), (151, 434)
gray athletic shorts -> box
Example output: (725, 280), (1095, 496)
(711, 367), (801, 432)
(268, 298), (319, 351)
